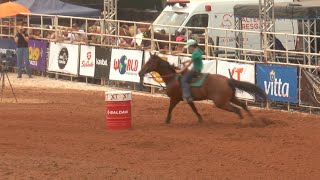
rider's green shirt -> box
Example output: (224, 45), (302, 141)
(191, 48), (203, 72)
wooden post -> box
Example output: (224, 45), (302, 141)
(151, 87), (155, 94)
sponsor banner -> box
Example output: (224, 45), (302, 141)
(79, 45), (95, 77)
(217, 61), (255, 100)
(0, 38), (16, 66)
(202, 60), (217, 74)
(143, 52), (186, 87)
(48, 42), (79, 75)
(256, 64), (298, 103)
(300, 69), (320, 107)
(28, 40), (47, 71)
(94, 47), (111, 78)
(109, 48), (143, 83)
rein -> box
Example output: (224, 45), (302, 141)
(147, 72), (177, 79)
(145, 56), (181, 89)
(148, 73), (166, 89)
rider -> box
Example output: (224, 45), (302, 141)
(176, 39), (203, 103)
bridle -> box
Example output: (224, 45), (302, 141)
(145, 56), (178, 89)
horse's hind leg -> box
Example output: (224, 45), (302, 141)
(188, 102), (203, 123)
(217, 102), (243, 119)
(231, 97), (253, 117)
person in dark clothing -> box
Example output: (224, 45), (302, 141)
(15, 25), (32, 78)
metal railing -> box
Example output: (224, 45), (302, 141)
(0, 13), (319, 69)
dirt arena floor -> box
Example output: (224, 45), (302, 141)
(0, 75), (320, 179)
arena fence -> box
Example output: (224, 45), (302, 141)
(0, 13), (319, 112)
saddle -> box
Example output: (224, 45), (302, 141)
(189, 71), (202, 83)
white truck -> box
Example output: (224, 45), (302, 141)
(153, 0), (298, 50)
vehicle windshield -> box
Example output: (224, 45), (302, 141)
(153, 11), (189, 34)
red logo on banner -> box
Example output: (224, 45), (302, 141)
(81, 51), (94, 67)
(113, 55), (139, 74)
(87, 52), (92, 60)
(231, 67), (244, 80)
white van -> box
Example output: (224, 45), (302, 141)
(153, 0), (297, 50)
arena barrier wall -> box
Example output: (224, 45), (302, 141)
(1, 39), (319, 110)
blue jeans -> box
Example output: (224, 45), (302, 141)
(181, 69), (199, 99)
(16, 48), (31, 76)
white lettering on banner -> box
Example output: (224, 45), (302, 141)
(107, 110), (129, 115)
(109, 48), (143, 83)
(217, 61), (255, 100)
(48, 42), (79, 75)
(79, 45), (95, 77)
(96, 58), (108, 66)
(58, 59), (67, 65)
(264, 79), (290, 98)
(30, 60), (37, 66)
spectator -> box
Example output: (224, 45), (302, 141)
(30, 28), (41, 39)
(15, 25), (32, 78)
(175, 30), (185, 42)
(88, 24), (101, 44)
(118, 24), (132, 47)
(160, 29), (166, 34)
(71, 23), (86, 43)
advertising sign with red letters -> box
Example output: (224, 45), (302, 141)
(217, 61), (255, 100)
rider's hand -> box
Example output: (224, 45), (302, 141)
(175, 69), (182, 74)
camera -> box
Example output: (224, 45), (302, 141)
(0, 56), (8, 72)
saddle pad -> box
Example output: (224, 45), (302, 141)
(190, 73), (209, 87)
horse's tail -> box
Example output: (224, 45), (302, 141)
(229, 78), (267, 103)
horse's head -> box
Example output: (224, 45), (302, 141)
(139, 52), (162, 77)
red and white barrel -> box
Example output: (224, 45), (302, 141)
(105, 91), (132, 130)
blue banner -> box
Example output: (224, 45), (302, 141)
(256, 64), (298, 103)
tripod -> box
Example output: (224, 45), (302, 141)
(0, 65), (18, 103)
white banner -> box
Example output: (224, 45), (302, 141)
(143, 52), (188, 87)
(199, 60), (217, 74)
(79, 45), (95, 77)
(109, 48), (143, 83)
(217, 61), (255, 100)
(48, 42), (79, 75)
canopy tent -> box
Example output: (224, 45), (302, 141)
(15, 0), (101, 17)
(0, 2), (30, 18)
(234, 1), (320, 19)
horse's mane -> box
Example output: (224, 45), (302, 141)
(153, 54), (178, 73)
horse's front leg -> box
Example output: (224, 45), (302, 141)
(188, 102), (203, 123)
(166, 98), (180, 124)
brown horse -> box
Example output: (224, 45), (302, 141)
(138, 53), (267, 124)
